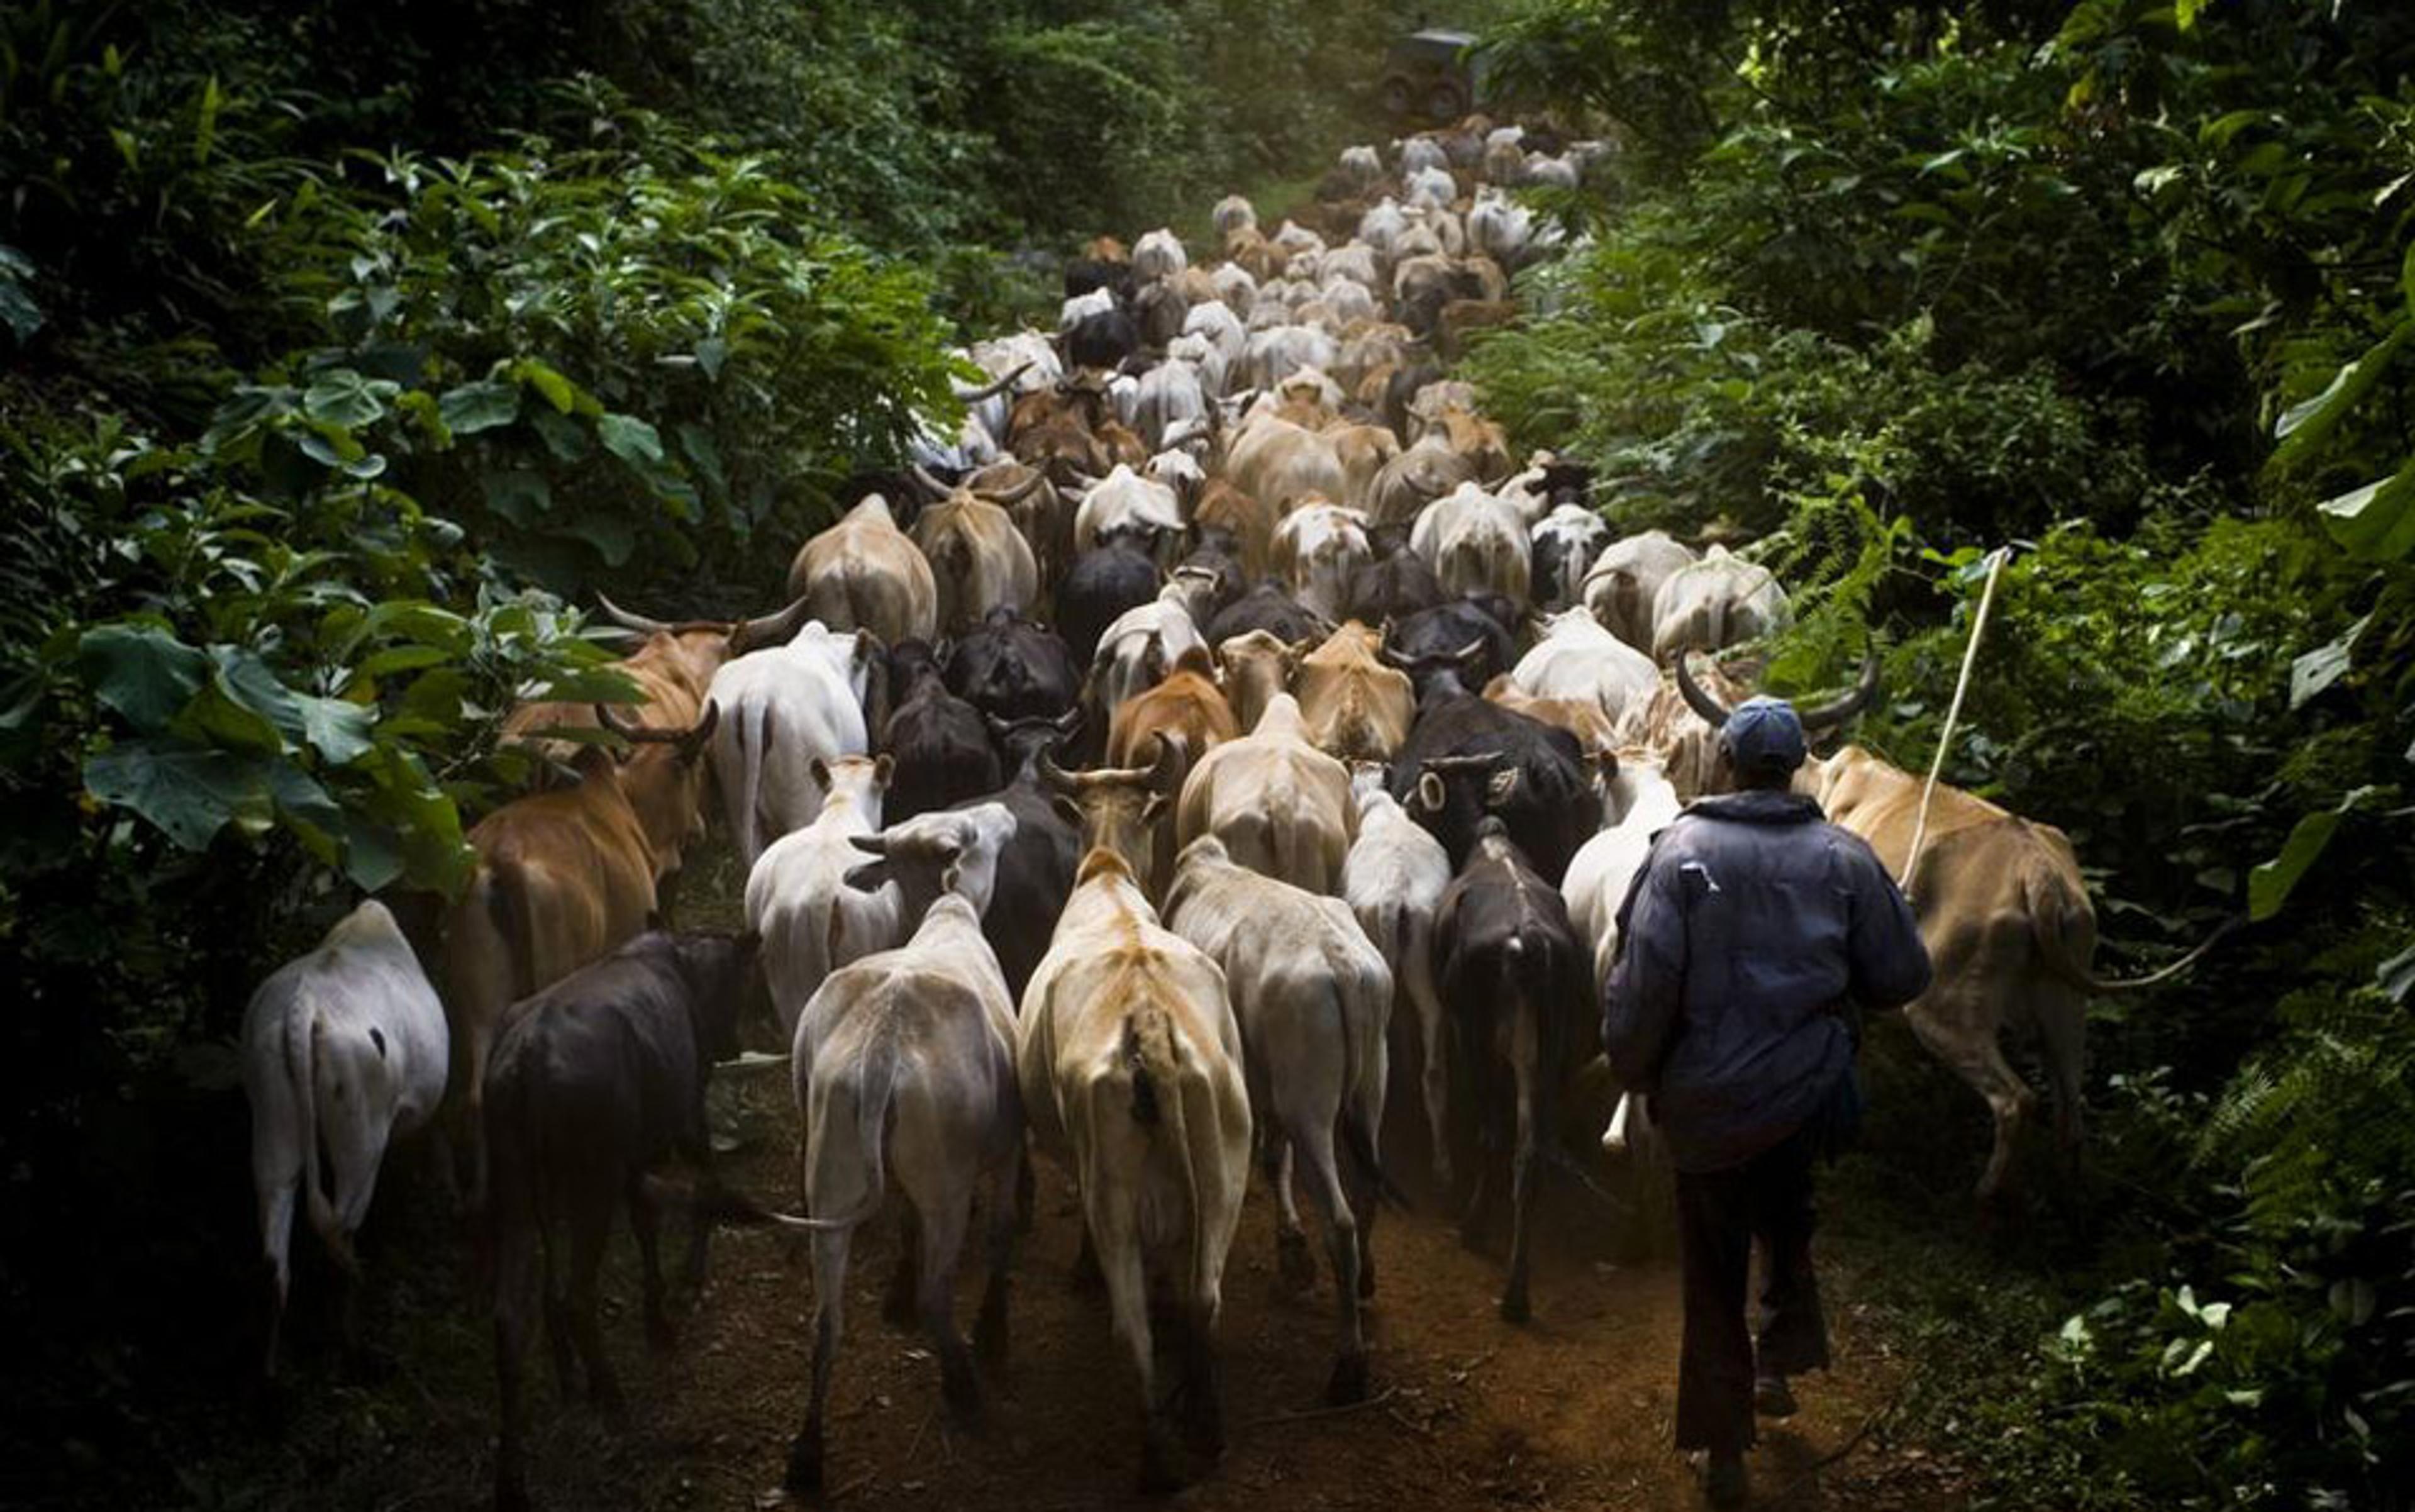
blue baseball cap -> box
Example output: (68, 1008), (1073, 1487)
(1719, 696), (1806, 776)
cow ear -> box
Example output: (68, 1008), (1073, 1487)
(1050, 794), (1085, 829)
(809, 757), (833, 791)
(1142, 792), (1172, 824)
(940, 860), (966, 896)
(1416, 770), (1446, 812)
(871, 753), (896, 788)
(843, 859), (892, 892)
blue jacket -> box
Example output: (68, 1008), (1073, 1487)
(1601, 789), (1930, 1173)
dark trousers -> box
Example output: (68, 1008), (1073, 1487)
(1672, 1120), (1830, 1455)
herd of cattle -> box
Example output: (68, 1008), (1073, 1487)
(240, 118), (2145, 1506)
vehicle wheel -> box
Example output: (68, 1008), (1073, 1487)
(1381, 77), (1414, 118)
(1424, 82), (1467, 124)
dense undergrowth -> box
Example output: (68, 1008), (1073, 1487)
(1469, 1), (2413, 1506)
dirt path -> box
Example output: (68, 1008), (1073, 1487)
(277, 1079), (1958, 1512)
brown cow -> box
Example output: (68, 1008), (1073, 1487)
(1194, 479), (1275, 580)
(441, 703), (720, 1201)
(908, 469), (1045, 632)
(1483, 674), (1624, 760)
(1106, 647), (1241, 770)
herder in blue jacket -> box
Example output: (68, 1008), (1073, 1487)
(1603, 696), (1930, 1509)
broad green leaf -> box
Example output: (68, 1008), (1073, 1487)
(2380, 943), (2415, 1005)
(2270, 323), (2412, 470)
(2317, 460), (2415, 560)
(84, 739), (264, 850)
(596, 413), (665, 464)
(78, 624), (209, 730)
(292, 693), (375, 765)
(529, 407), (589, 462)
(2247, 809), (2340, 921)
(481, 469), (553, 526)
(2288, 614), (2368, 709)
(438, 379), (519, 435)
(302, 369), (396, 430)
(695, 336), (728, 381)
(340, 814), (406, 892)
(562, 514), (639, 567)
(356, 644), (451, 678)
(511, 357), (587, 414)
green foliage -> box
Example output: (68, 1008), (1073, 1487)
(1475, 3), (2415, 1506)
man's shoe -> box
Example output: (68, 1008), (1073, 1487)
(1699, 1449), (1749, 1509)
(1753, 1372), (1798, 1419)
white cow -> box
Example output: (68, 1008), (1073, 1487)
(1399, 136), (1449, 177)
(1411, 480), (1532, 603)
(1090, 592), (1206, 721)
(1340, 765), (1453, 1184)
(780, 831), (1022, 1494)
(243, 899), (448, 1373)
(1133, 359), (1209, 453)
(1060, 286), (1116, 331)
(747, 755), (901, 1039)
(1583, 529), (1699, 653)
(1164, 836), (1392, 1404)
(1134, 228), (1189, 282)
(1405, 165), (1457, 210)
(1562, 755), (1684, 993)
(705, 622), (876, 870)
(1510, 608), (1662, 726)
(1018, 835), (1250, 1489)
(1212, 194), (1257, 238)
(1531, 502), (1613, 609)
(1650, 544), (1792, 662)
(1272, 500), (1375, 625)
(1073, 464), (1186, 564)
(1337, 144), (1383, 191)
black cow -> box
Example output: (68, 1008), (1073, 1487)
(1173, 530), (1248, 624)
(943, 606), (1080, 728)
(1065, 257), (1136, 304)
(1383, 594), (1522, 697)
(1346, 530), (1444, 624)
(1066, 309), (1141, 373)
(1204, 582), (1331, 646)
(881, 640), (1002, 823)
(1055, 542), (1162, 667)
(931, 714), (1084, 1001)
(1432, 819), (1592, 1323)
(486, 929), (761, 1511)
(1385, 644), (1601, 885)
(1381, 359), (1446, 440)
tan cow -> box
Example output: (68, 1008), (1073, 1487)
(908, 473), (1044, 632)
(1019, 761), (1251, 1491)
(441, 704), (719, 1198)
(1175, 694), (1356, 895)
(1214, 630), (1297, 738)
(1484, 675), (1624, 760)
(1294, 623), (1414, 762)
(1193, 479), (1275, 579)
(787, 496), (937, 645)
(1224, 413), (1346, 520)
(1107, 647), (1241, 770)
(1675, 659), (2194, 1198)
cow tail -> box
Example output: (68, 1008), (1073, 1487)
(491, 857), (539, 1003)
(782, 1026), (897, 1232)
(1329, 971), (1410, 1212)
(742, 703), (774, 868)
(1129, 1008), (1211, 1303)
(2021, 838), (2235, 993)
(284, 988), (347, 1269)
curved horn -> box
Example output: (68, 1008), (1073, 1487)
(595, 592), (672, 636)
(1451, 636), (1489, 668)
(953, 360), (1033, 404)
(909, 463), (955, 500)
(981, 468), (1046, 506)
(592, 700), (663, 742)
(730, 594), (814, 655)
(1036, 748), (1081, 794)
(1674, 652), (1733, 730)
(1797, 651), (1882, 733)
(1145, 731), (1187, 792)
(675, 699), (719, 760)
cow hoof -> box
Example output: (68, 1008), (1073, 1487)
(1497, 1290), (1531, 1325)
(974, 1307), (1010, 1369)
(783, 1433), (824, 1495)
(1138, 1426), (1185, 1495)
(1325, 1352), (1370, 1406)
(1275, 1230), (1316, 1295)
